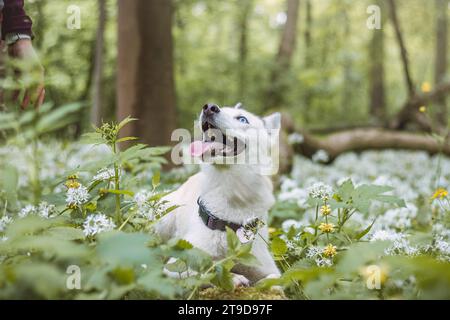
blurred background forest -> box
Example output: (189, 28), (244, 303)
(1, 0), (450, 300)
(1, 0), (449, 156)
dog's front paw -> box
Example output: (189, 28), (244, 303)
(232, 273), (250, 288)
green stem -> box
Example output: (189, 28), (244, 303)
(118, 210), (137, 231)
(314, 205), (319, 237)
(57, 207), (70, 216)
(112, 142), (121, 224)
(31, 137), (41, 205)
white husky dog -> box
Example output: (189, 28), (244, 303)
(155, 103), (281, 286)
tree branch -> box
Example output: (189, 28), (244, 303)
(390, 81), (450, 131)
(388, 0), (415, 96)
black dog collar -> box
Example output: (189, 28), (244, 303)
(197, 197), (241, 232)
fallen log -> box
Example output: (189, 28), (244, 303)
(295, 128), (449, 162)
(279, 113), (450, 171)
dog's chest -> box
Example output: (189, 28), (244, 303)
(179, 221), (228, 258)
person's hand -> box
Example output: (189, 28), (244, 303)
(8, 39), (45, 109)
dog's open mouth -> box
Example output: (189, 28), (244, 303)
(190, 121), (246, 158)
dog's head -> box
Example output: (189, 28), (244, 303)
(189, 103), (280, 174)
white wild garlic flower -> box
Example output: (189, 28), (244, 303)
(66, 185), (90, 206)
(82, 214), (116, 237)
(0, 216), (13, 232)
(308, 182), (333, 201)
(92, 168), (116, 181)
(19, 205), (37, 218)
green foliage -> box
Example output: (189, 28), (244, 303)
(1, 113), (450, 299)
(332, 179), (406, 214)
(259, 178), (450, 299)
(5, 0), (442, 129)
(0, 114), (263, 299)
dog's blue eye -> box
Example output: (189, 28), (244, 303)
(236, 116), (249, 124)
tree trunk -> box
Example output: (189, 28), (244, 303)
(369, 0), (386, 123)
(434, 0), (448, 127)
(0, 41), (5, 110)
(388, 0), (415, 97)
(117, 0), (177, 148)
(90, 0), (106, 127)
(264, 0), (300, 111)
(341, 9), (353, 117)
(304, 0), (312, 66)
(302, 0), (313, 121)
(237, 0), (253, 98)
(34, 0), (46, 50)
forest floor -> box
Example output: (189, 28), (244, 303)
(1, 139), (449, 299)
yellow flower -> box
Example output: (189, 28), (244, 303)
(319, 222), (335, 233)
(67, 203), (78, 210)
(323, 244), (337, 257)
(419, 106), (427, 113)
(320, 205), (331, 216)
(67, 174), (79, 180)
(421, 82), (431, 93)
(268, 227), (277, 234)
(432, 188), (448, 200)
(65, 180), (80, 189)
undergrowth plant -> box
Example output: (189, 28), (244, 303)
(0, 110), (264, 299)
(0, 107), (450, 299)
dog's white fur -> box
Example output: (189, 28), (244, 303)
(155, 104), (281, 285)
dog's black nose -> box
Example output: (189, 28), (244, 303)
(203, 103), (220, 117)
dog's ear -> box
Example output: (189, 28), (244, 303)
(263, 112), (281, 130)
(234, 102), (243, 109)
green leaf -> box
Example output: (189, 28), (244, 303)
(175, 239), (194, 250)
(226, 227), (240, 254)
(36, 103), (84, 134)
(165, 258), (188, 273)
(81, 131), (105, 145)
(336, 241), (390, 274)
(110, 267), (135, 285)
(211, 264), (234, 291)
(5, 235), (89, 259)
(236, 252), (260, 267)
(85, 201), (98, 212)
(7, 262), (67, 299)
(171, 247), (212, 272)
(137, 269), (179, 298)
(104, 189), (134, 197)
(0, 164), (19, 209)
(117, 116), (138, 131)
(116, 136), (138, 143)
(335, 180), (406, 214)
(271, 236), (288, 256)
(355, 218), (377, 240)
(5, 216), (64, 240)
(97, 231), (159, 268)
(152, 171), (161, 189)
(337, 179), (355, 202)
(148, 191), (171, 202)
(45, 226), (85, 241)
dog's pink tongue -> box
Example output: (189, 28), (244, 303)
(190, 141), (212, 157)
